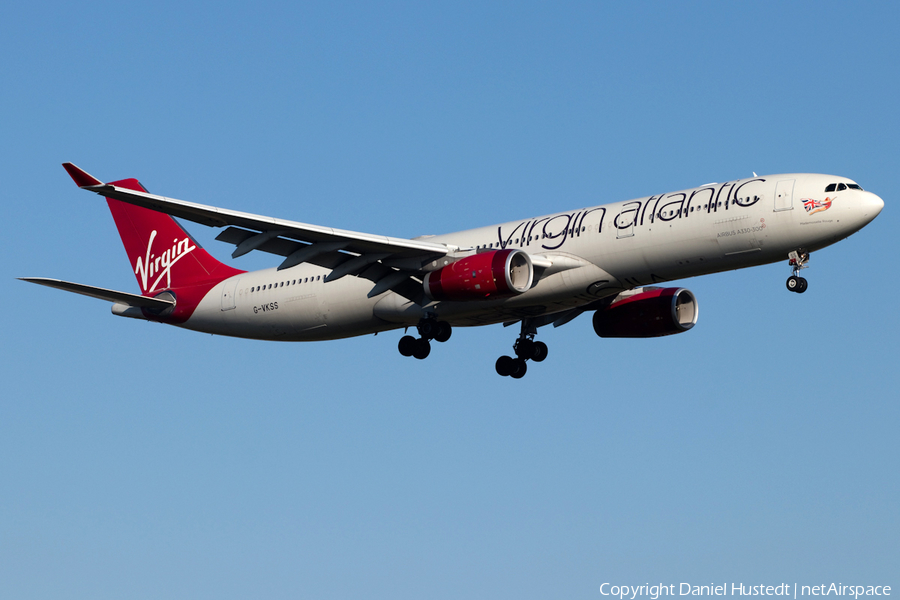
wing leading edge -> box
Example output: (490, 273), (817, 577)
(62, 164), (452, 280)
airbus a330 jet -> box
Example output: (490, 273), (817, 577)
(22, 164), (883, 378)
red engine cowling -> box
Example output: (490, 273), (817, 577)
(424, 249), (534, 301)
(592, 287), (698, 338)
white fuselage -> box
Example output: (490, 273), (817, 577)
(179, 173), (884, 341)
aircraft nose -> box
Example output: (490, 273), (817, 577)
(862, 191), (885, 218)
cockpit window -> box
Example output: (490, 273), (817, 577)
(825, 182), (863, 192)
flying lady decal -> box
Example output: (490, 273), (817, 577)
(803, 197), (834, 215)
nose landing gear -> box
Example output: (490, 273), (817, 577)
(398, 317), (452, 360)
(786, 249), (810, 293)
(495, 319), (548, 378)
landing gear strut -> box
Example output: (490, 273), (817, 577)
(495, 319), (548, 378)
(786, 249), (809, 293)
(398, 317), (452, 360)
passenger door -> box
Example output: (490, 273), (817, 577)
(774, 179), (794, 211)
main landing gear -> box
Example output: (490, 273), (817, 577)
(398, 317), (452, 360)
(495, 319), (548, 379)
(786, 249), (810, 294)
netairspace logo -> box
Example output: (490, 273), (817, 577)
(600, 584), (891, 600)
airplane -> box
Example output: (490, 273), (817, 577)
(22, 164), (884, 378)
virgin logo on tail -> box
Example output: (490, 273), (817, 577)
(134, 230), (197, 293)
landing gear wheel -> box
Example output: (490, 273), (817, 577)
(498, 318), (544, 377)
(398, 335), (417, 357)
(412, 338), (431, 360)
(496, 355), (514, 377)
(786, 250), (811, 293)
(510, 359), (527, 379)
(418, 320), (438, 339)
(516, 339), (535, 359)
(434, 321), (452, 343)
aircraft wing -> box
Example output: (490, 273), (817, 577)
(62, 163), (452, 277)
(19, 277), (175, 309)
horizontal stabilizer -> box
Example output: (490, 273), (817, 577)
(19, 277), (175, 310)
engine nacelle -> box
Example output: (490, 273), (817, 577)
(424, 249), (534, 301)
(592, 287), (698, 338)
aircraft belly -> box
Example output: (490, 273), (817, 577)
(292, 276), (391, 340)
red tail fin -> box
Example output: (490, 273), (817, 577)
(62, 166), (247, 322)
(104, 177), (243, 297)
(63, 164), (245, 322)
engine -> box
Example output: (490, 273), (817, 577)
(592, 287), (698, 338)
(424, 249), (534, 301)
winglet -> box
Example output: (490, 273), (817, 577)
(62, 162), (103, 187)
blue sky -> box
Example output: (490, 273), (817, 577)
(2, 2), (898, 599)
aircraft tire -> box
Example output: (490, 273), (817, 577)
(532, 341), (548, 362)
(516, 339), (534, 359)
(786, 276), (800, 292)
(418, 320), (438, 340)
(797, 277), (808, 293)
(398, 335), (417, 357)
(510, 359), (527, 379)
(496, 355), (514, 376)
(434, 321), (452, 343)
(412, 338), (431, 360)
